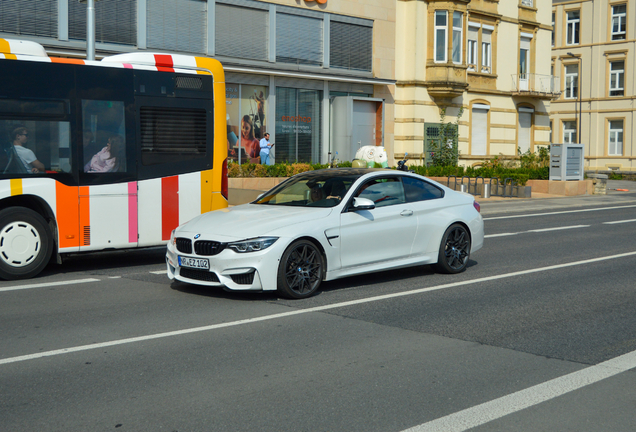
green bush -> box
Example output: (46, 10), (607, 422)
(227, 156), (550, 185)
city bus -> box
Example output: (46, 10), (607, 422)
(0, 39), (228, 280)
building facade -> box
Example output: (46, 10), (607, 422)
(395, 0), (557, 167)
(551, 0), (635, 173)
(0, 0), (395, 165)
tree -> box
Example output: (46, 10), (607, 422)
(430, 107), (463, 167)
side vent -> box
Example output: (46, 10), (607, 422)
(83, 226), (90, 246)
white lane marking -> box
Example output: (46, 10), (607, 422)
(484, 225), (589, 238)
(484, 233), (518, 238)
(402, 349), (636, 432)
(528, 224), (590, 233)
(150, 270), (166, 275)
(1, 251), (636, 366)
(0, 278), (100, 293)
(604, 219), (636, 225)
(484, 204), (636, 221)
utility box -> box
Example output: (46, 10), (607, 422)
(549, 143), (584, 181)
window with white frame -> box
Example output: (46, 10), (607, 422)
(563, 120), (577, 144)
(521, 0), (533, 6)
(434, 11), (448, 63)
(566, 11), (580, 45)
(611, 4), (627, 41)
(452, 12), (463, 64)
(609, 60), (625, 96)
(551, 12), (555, 46)
(467, 25), (478, 71)
(564, 64), (579, 99)
(481, 29), (492, 73)
(608, 120), (623, 155)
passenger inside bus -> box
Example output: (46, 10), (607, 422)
(84, 134), (124, 173)
(12, 127), (45, 173)
(82, 131), (102, 166)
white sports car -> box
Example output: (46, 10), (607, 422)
(166, 168), (484, 299)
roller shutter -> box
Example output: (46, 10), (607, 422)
(215, 4), (268, 61)
(471, 108), (488, 155)
(276, 13), (322, 66)
(0, 0), (57, 38)
(69, 0), (136, 45)
(147, 0), (206, 53)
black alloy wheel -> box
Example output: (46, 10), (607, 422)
(435, 223), (471, 274)
(277, 240), (324, 299)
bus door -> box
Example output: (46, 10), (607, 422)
(76, 67), (137, 251)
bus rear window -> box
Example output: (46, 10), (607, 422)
(139, 106), (207, 166)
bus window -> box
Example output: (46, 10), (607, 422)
(81, 100), (127, 173)
(1, 118), (72, 176)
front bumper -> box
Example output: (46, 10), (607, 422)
(166, 238), (287, 292)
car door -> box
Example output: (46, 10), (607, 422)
(401, 176), (447, 255)
(339, 176), (418, 270)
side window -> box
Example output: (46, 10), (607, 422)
(0, 99), (71, 177)
(402, 176), (443, 202)
(357, 177), (405, 207)
(82, 100), (127, 173)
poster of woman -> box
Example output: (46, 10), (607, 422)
(226, 83), (268, 164)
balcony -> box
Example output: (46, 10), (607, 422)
(511, 73), (561, 99)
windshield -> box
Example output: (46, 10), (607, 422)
(253, 170), (361, 207)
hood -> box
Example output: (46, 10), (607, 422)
(176, 204), (333, 242)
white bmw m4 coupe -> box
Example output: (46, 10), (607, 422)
(166, 168), (484, 299)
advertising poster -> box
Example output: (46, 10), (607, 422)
(225, 83), (240, 162)
(240, 84), (267, 163)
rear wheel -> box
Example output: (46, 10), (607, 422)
(434, 223), (470, 274)
(277, 240), (324, 299)
(0, 207), (53, 280)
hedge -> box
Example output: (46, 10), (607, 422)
(227, 160), (548, 186)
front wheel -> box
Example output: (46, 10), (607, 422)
(434, 223), (471, 274)
(0, 207), (54, 280)
(277, 240), (324, 299)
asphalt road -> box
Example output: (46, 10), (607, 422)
(1, 190), (635, 432)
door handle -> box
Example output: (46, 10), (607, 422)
(400, 210), (413, 216)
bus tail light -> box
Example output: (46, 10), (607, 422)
(221, 158), (228, 200)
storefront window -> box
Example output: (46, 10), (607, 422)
(226, 83), (268, 163)
(275, 88), (322, 163)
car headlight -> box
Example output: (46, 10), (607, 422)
(228, 237), (278, 253)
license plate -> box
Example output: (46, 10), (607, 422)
(178, 256), (210, 269)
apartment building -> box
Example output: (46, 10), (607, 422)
(0, 0), (395, 165)
(395, 0), (557, 167)
(551, 0), (634, 173)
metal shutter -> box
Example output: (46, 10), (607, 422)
(215, 4), (268, 61)
(471, 108), (488, 155)
(0, 0), (57, 38)
(276, 13), (322, 66)
(147, 0), (206, 54)
(518, 112), (532, 154)
(69, 0), (136, 45)
(330, 21), (372, 72)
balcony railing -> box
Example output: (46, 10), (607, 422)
(511, 73), (561, 99)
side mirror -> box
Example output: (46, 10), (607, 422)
(352, 197), (375, 210)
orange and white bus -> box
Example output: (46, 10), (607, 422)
(0, 39), (228, 280)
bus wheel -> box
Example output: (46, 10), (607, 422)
(0, 207), (53, 280)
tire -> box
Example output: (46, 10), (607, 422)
(277, 240), (324, 299)
(434, 223), (471, 274)
(0, 207), (54, 280)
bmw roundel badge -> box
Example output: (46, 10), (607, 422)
(194, 234), (201, 239)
